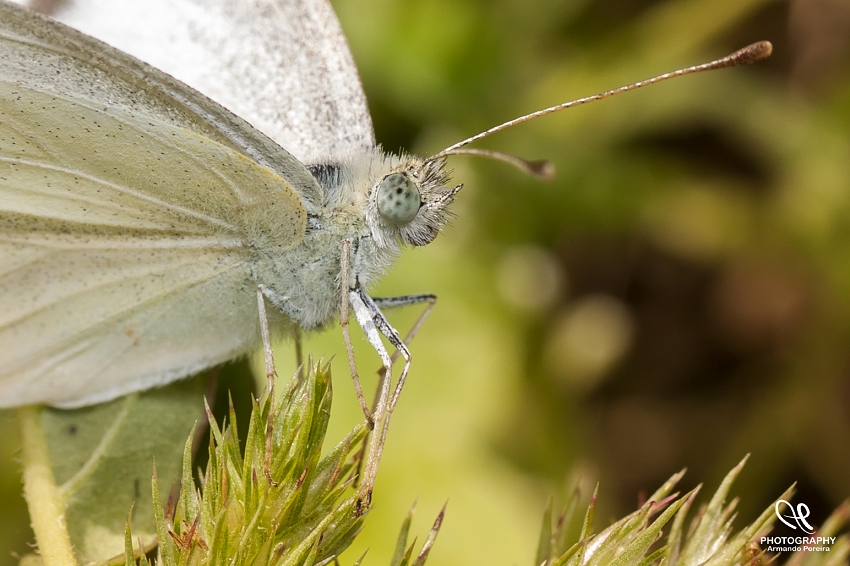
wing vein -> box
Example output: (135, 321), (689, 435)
(0, 156), (239, 232)
(0, 234), (243, 250)
(3, 82), (258, 205)
(0, 252), (243, 331)
(11, 263), (243, 386)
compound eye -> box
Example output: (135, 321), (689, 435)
(377, 173), (421, 225)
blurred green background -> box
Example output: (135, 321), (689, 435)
(3, 0), (850, 564)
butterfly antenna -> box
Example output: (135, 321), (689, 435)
(444, 148), (556, 180)
(427, 41), (772, 173)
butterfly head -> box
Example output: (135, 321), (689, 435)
(357, 42), (779, 252)
(367, 156), (461, 248)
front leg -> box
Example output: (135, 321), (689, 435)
(373, 294), (437, 389)
(339, 241), (437, 511)
(347, 287), (413, 511)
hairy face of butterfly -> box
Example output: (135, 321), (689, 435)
(366, 157), (461, 248)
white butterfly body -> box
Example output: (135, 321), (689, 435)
(0, 0), (456, 407)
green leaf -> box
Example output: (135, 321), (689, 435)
(536, 498), (553, 566)
(392, 501), (416, 566)
(411, 504), (445, 566)
(123, 508), (134, 566)
(40, 374), (207, 564)
(152, 464), (177, 566)
(603, 495), (686, 566)
(677, 455), (749, 566)
(666, 486), (700, 566)
(579, 484), (598, 544)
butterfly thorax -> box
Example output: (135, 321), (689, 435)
(250, 150), (459, 331)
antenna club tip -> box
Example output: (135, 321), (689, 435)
(732, 41), (773, 65)
(531, 160), (556, 181)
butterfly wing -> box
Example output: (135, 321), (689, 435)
(37, 0), (377, 165)
(0, 2), (313, 407)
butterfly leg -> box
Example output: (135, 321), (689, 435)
(339, 239), (375, 427)
(294, 326), (304, 379)
(340, 248), (433, 510)
(257, 285), (280, 486)
(347, 287), (406, 511)
(256, 286), (278, 387)
(372, 294), (437, 411)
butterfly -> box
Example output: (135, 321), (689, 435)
(0, 0), (469, 507)
(0, 0), (770, 504)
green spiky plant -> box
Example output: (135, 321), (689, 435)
(17, 358), (850, 566)
(534, 459), (850, 566)
(118, 362), (442, 566)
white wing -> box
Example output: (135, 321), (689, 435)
(37, 0), (376, 165)
(0, 2), (310, 407)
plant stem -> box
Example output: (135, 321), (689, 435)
(18, 405), (78, 566)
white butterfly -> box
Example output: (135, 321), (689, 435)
(0, 0), (455, 410)
(0, 0), (468, 504)
(0, 0), (769, 503)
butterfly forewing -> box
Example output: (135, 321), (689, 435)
(0, 1), (312, 406)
